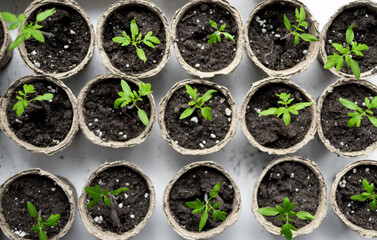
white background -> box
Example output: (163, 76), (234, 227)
(0, 0), (376, 239)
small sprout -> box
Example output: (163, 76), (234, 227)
(282, 6), (318, 46)
(114, 80), (153, 127)
(13, 84), (54, 117)
(339, 97), (377, 127)
(207, 20), (235, 44)
(85, 185), (129, 210)
(324, 23), (369, 79)
(257, 197), (316, 240)
(27, 201), (60, 240)
(1, 8), (56, 50)
(185, 182), (227, 232)
(350, 178), (377, 211)
(179, 84), (217, 121)
(258, 93), (313, 126)
(112, 17), (160, 63)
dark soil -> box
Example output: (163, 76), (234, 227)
(0, 20), (4, 48)
(249, 2), (316, 70)
(176, 3), (238, 72)
(257, 161), (320, 229)
(1, 174), (71, 239)
(164, 84), (231, 150)
(102, 5), (166, 74)
(25, 4), (91, 73)
(321, 83), (377, 152)
(87, 166), (150, 234)
(245, 83), (313, 149)
(325, 7), (377, 75)
(6, 79), (73, 147)
(83, 78), (151, 141)
(169, 166), (235, 232)
(336, 165), (377, 230)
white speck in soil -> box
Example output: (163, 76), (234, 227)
(14, 230), (27, 238)
(94, 216), (103, 224)
(366, 168), (370, 173)
(328, 39), (332, 44)
(94, 118), (99, 122)
(340, 142), (344, 146)
(130, 214), (135, 219)
(98, 179), (105, 185)
(174, 140), (179, 144)
(220, 98), (225, 103)
(190, 116), (199, 123)
(202, 140), (206, 144)
(88, 123), (93, 127)
(116, 179), (119, 183)
(228, 185), (233, 189)
(295, 188), (299, 192)
(64, 45), (69, 49)
(351, 210), (355, 214)
(126, 64), (130, 68)
(199, 143), (205, 148)
(34, 61), (41, 68)
(347, 203), (351, 207)
(126, 182), (129, 186)
(353, 168), (357, 173)
(274, 34), (281, 38)
(204, 171), (208, 174)
(277, 173), (280, 177)
(31, 50), (36, 55)
(303, 50), (308, 54)
(228, 117), (231, 122)
(15, 119), (22, 124)
(366, 14), (369, 18)
(210, 133), (216, 139)
(122, 134), (127, 139)
(124, 193), (128, 199)
(339, 179), (346, 188)
(51, 188), (56, 191)
(215, 140), (220, 144)
(290, 173), (295, 178)
(196, 19), (200, 23)
(118, 203), (123, 208)
(144, 193), (149, 198)
(195, 63), (200, 68)
(262, 28), (267, 33)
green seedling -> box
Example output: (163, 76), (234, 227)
(282, 6), (318, 46)
(207, 20), (235, 44)
(85, 185), (129, 210)
(27, 201), (60, 240)
(112, 17), (160, 63)
(185, 182), (227, 232)
(257, 197), (316, 240)
(339, 97), (377, 127)
(1, 8), (55, 50)
(258, 92), (313, 126)
(324, 23), (369, 79)
(351, 178), (377, 211)
(13, 84), (53, 117)
(179, 84), (217, 121)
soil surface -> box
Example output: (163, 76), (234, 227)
(245, 83), (313, 149)
(6, 80), (73, 147)
(336, 165), (377, 230)
(257, 161), (320, 229)
(87, 166), (150, 234)
(164, 84), (231, 150)
(169, 166), (235, 232)
(0, 20), (4, 48)
(176, 3), (238, 72)
(83, 78), (151, 142)
(25, 4), (91, 73)
(321, 83), (377, 152)
(249, 2), (316, 70)
(102, 5), (166, 74)
(1, 174), (71, 239)
(325, 7), (377, 75)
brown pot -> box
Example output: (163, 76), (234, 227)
(163, 161), (241, 240)
(240, 77), (317, 155)
(0, 168), (76, 240)
(171, 0), (244, 79)
(78, 161), (155, 240)
(244, 0), (320, 78)
(252, 156), (327, 239)
(0, 16), (12, 69)
(77, 73), (156, 148)
(0, 75), (79, 155)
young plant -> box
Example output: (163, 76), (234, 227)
(185, 182), (227, 232)
(339, 97), (377, 127)
(1, 8), (56, 50)
(258, 93), (313, 126)
(257, 197), (316, 240)
(112, 17), (160, 63)
(350, 178), (377, 211)
(324, 23), (369, 79)
(179, 84), (217, 121)
(13, 84), (53, 117)
(85, 185), (129, 210)
(282, 6), (318, 46)
(26, 201), (60, 240)
(114, 79), (153, 127)
(207, 20), (235, 44)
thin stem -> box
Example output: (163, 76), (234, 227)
(28, 102), (42, 109)
(40, 31), (55, 38)
(280, 33), (291, 40)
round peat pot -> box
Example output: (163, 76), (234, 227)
(240, 77), (317, 155)
(245, 0), (319, 78)
(0, 15), (12, 69)
(319, 0), (377, 79)
(78, 161), (155, 240)
(97, 0), (171, 79)
(172, 0), (244, 78)
(318, 78), (377, 158)
(0, 168), (76, 240)
(0, 75), (79, 155)
(163, 161), (241, 239)
(18, 0), (95, 79)
(332, 160), (377, 238)
(252, 156), (327, 239)
(158, 79), (237, 155)
(77, 74), (155, 148)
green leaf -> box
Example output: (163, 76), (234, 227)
(87, 197), (101, 210)
(137, 108), (149, 126)
(185, 84), (197, 100)
(113, 36), (130, 45)
(180, 107), (195, 119)
(351, 194), (369, 202)
(13, 101), (25, 116)
(201, 107), (213, 121)
(201, 89), (217, 103)
(332, 43), (347, 54)
(346, 23), (355, 44)
(36, 8), (55, 22)
(371, 198), (377, 211)
(186, 199), (205, 209)
(300, 33), (318, 42)
(209, 182), (221, 198)
(283, 197), (290, 210)
(220, 24), (226, 31)
(281, 224), (293, 240)
(296, 211), (316, 220)
(339, 98), (359, 110)
(287, 203), (296, 212)
(362, 179), (372, 193)
(222, 32), (235, 42)
(213, 210), (227, 221)
(34, 93), (53, 101)
(355, 43), (369, 51)
(213, 201), (221, 209)
(370, 97), (377, 108)
(192, 206), (205, 214)
(259, 107), (278, 116)
(209, 20), (218, 29)
(8, 23), (20, 30)
(199, 210), (208, 232)
(349, 58), (361, 79)
(207, 34), (217, 44)
(31, 29), (45, 42)
(324, 53), (342, 69)
(301, 21), (308, 28)
(104, 196), (111, 207)
(1, 12), (19, 23)
(336, 55), (344, 71)
(44, 214), (61, 227)
(39, 230), (48, 240)
(368, 116), (377, 128)
(27, 201), (38, 219)
(283, 111), (291, 125)
(283, 15), (291, 31)
(294, 34), (299, 46)
(110, 187), (129, 196)
(148, 35), (160, 44)
(136, 48), (147, 63)
(257, 207), (279, 216)
(291, 102), (313, 110)
(299, 7), (306, 21)
(143, 39), (155, 48)
(120, 80), (132, 97)
(139, 82), (152, 96)
(9, 34), (26, 50)
(347, 115), (360, 127)
(130, 18), (138, 38)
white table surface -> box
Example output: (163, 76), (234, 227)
(0, 0), (376, 239)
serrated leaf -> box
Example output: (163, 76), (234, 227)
(346, 23), (355, 44)
(284, 14), (291, 31)
(324, 53), (342, 69)
(299, 7), (306, 21)
(143, 40), (155, 48)
(192, 206), (205, 214)
(207, 34), (217, 44)
(27, 201), (38, 219)
(283, 197), (290, 209)
(355, 43), (369, 51)
(44, 214), (61, 227)
(368, 116), (377, 128)
(257, 207), (279, 216)
(201, 107), (213, 121)
(213, 201), (221, 209)
(110, 187), (129, 196)
(36, 8), (55, 22)
(209, 182), (221, 198)
(1, 12), (19, 23)
(370, 97), (377, 108)
(214, 210), (227, 221)
(336, 55), (344, 71)
(34, 93), (53, 101)
(332, 43), (347, 54)
(185, 84), (197, 100)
